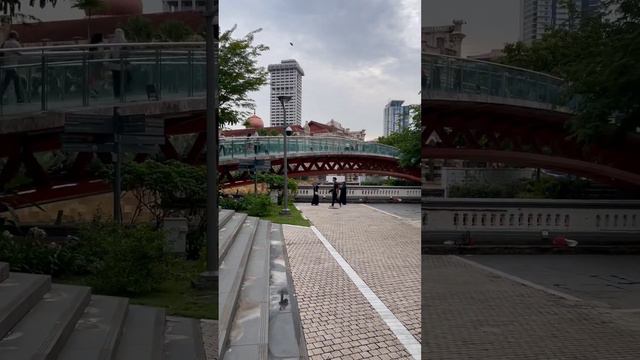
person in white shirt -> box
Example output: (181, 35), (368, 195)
(0, 31), (24, 103)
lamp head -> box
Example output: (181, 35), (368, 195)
(277, 95), (292, 104)
(285, 126), (293, 136)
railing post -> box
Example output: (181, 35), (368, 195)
(156, 48), (162, 100)
(82, 51), (88, 106)
(119, 49), (125, 103)
(188, 49), (194, 97)
(41, 50), (48, 111)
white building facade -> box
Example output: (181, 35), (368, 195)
(268, 59), (304, 127)
(162, 0), (206, 12)
(383, 100), (411, 136)
(520, 0), (601, 44)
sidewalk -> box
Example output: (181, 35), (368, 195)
(283, 203), (421, 359)
(423, 255), (640, 359)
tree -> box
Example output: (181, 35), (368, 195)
(0, 0), (56, 26)
(378, 104), (421, 169)
(122, 16), (154, 43)
(71, 0), (106, 41)
(219, 26), (269, 127)
(157, 20), (193, 42)
(499, 0), (640, 143)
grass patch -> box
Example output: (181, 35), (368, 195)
(57, 255), (216, 320)
(264, 203), (310, 227)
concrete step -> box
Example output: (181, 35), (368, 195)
(57, 295), (129, 360)
(0, 283), (91, 360)
(0, 272), (51, 339)
(164, 316), (206, 360)
(219, 212), (249, 261)
(218, 215), (259, 357)
(223, 220), (271, 359)
(0, 262), (8, 283)
(115, 305), (166, 360)
(219, 209), (235, 228)
(268, 223), (306, 358)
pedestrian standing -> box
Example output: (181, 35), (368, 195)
(110, 28), (128, 98)
(330, 177), (339, 208)
(311, 183), (320, 206)
(0, 31), (24, 104)
(88, 33), (104, 98)
(340, 181), (347, 206)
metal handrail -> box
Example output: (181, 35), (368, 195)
(0, 42), (207, 115)
(0, 42), (206, 54)
(218, 136), (400, 159)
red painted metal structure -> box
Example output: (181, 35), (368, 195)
(422, 100), (640, 188)
(0, 111), (418, 209)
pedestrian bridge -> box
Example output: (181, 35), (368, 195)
(0, 43), (419, 207)
(422, 53), (640, 188)
(0, 42), (205, 118)
(218, 136), (420, 187)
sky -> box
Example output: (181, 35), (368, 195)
(20, 0), (421, 140)
(422, 0), (520, 57)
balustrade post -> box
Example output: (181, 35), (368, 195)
(41, 50), (47, 111)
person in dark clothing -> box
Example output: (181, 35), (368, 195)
(0, 31), (24, 103)
(339, 182), (347, 206)
(88, 33), (104, 98)
(329, 177), (339, 208)
(311, 183), (320, 206)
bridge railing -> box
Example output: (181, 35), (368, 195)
(219, 136), (400, 160)
(0, 42), (206, 116)
(422, 53), (576, 110)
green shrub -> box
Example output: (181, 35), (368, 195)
(242, 195), (272, 217)
(77, 223), (168, 296)
(0, 232), (80, 276)
(219, 196), (246, 211)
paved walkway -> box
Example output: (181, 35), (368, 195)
(285, 203), (420, 359)
(423, 255), (640, 360)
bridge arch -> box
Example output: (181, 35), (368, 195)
(422, 53), (640, 188)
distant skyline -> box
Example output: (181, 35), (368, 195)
(422, 0), (520, 57)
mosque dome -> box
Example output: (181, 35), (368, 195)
(246, 114), (265, 129)
(91, 0), (143, 16)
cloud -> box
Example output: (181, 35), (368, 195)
(221, 0), (420, 139)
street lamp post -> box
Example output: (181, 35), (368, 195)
(198, 0), (218, 288)
(253, 138), (259, 194)
(277, 95), (292, 215)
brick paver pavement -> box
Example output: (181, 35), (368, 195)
(423, 255), (640, 360)
(296, 203), (421, 343)
(284, 225), (413, 359)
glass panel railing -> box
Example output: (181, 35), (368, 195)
(0, 43), (205, 117)
(218, 136), (400, 160)
(422, 53), (573, 110)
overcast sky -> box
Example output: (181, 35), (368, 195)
(422, 0), (520, 56)
(21, 0), (420, 140)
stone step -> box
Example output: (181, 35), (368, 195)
(0, 262), (8, 283)
(57, 295), (129, 360)
(0, 272), (51, 339)
(268, 223), (306, 358)
(219, 212), (249, 261)
(0, 283), (91, 360)
(223, 220), (271, 359)
(164, 316), (206, 360)
(115, 305), (166, 360)
(219, 209), (235, 228)
(218, 215), (260, 357)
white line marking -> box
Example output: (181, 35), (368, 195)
(453, 256), (582, 302)
(361, 204), (404, 220)
(310, 226), (421, 359)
